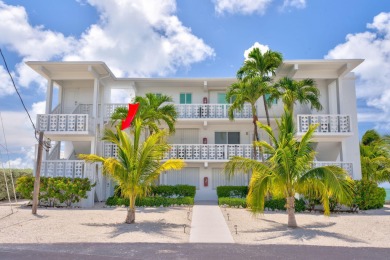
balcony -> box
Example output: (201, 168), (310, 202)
(40, 160), (88, 178)
(297, 114), (352, 140)
(175, 104), (253, 119)
(312, 161), (353, 176)
(37, 104), (94, 135)
(103, 103), (253, 120)
(104, 143), (261, 161)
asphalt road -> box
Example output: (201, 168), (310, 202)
(1, 243), (390, 260)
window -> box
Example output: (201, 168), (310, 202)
(180, 93), (192, 104)
(215, 132), (240, 144)
(218, 93), (235, 104)
(265, 94), (277, 104)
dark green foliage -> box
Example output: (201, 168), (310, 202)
(216, 186), (248, 198)
(0, 169), (32, 200)
(106, 196), (194, 207)
(15, 176), (94, 207)
(150, 185), (196, 198)
(218, 197), (247, 207)
(362, 130), (381, 146)
(352, 180), (386, 210)
(115, 185), (196, 198)
(218, 196), (305, 213)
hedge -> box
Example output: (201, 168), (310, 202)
(216, 186), (248, 198)
(15, 176), (94, 207)
(106, 196), (194, 207)
(218, 197), (306, 212)
(0, 169), (32, 200)
(115, 185), (196, 198)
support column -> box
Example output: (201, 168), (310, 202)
(92, 78), (99, 119)
(45, 79), (53, 113)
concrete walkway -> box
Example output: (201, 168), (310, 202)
(189, 201), (234, 243)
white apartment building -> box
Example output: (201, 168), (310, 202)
(27, 59), (363, 204)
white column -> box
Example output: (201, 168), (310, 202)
(92, 78), (98, 118)
(45, 79), (53, 113)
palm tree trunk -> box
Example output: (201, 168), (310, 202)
(125, 195), (136, 224)
(263, 95), (271, 127)
(251, 105), (264, 161)
(286, 196), (297, 228)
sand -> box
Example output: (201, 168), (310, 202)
(1, 201), (389, 248)
(0, 202), (192, 244)
(221, 205), (390, 247)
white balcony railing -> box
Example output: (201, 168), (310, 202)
(104, 143), (261, 161)
(37, 114), (89, 132)
(40, 160), (87, 178)
(313, 161), (353, 176)
(297, 114), (351, 133)
(103, 103), (253, 120)
(175, 104), (253, 119)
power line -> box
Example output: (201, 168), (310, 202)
(0, 48), (38, 136)
(0, 48), (50, 150)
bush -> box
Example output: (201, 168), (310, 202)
(218, 197), (247, 208)
(114, 185), (196, 198)
(216, 186), (248, 198)
(353, 180), (386, 210)
(0, 169), (32, 200)
(218, 196), (305, 212)
(150, 185), (196, 198)
(15, 176), (94, 207)
(105, 196), (194, 207)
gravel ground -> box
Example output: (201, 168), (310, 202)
(221, 205), (390, 247)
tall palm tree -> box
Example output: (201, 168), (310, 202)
(111, 93), (177, 135)
(224, 110), (353, 227)
(268, 77), (322, 115)
(226, 77), (271, 148)
(79, 118), (184, 224)
(360, 130), (390, 183)
(237, 47), (283, 127)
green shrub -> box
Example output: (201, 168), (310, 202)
(150, 185), (196, 198)
(0, 169), (33, 200)
(216, 186), (248, 198)
(114, 185), (196, 199)
(218, 196), (305, 212)
(353, 180), (386, 210)
(15, 176), (94, 207)
(105, 196), (194, 207)
(218, 197), (247, 208)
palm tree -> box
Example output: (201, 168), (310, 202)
(360, 130), (390, 183)
(226, 77), (271, 156)
(268, 77), (322, 115)
(224, 110), (353, 227)
(237, 47), (283, 127)
(79, 118), (184, 224)
(111, 93), (177, 135)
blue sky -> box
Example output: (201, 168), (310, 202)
(0, 0), (390, 168)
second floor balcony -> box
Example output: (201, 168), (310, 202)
(103, 103), (253, 120)
(297, 114), (352, 138)
(37, 104), (94, 135)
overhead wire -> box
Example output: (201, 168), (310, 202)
(0, 48), (51, 150)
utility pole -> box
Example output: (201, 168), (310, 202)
(32, 131), (44, 215)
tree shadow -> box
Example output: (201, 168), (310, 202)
(241, 218), (366, 244)
(82, 219), (188, 239)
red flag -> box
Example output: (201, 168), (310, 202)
(121, 103), (139, 130)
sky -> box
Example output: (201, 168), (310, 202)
(0, 0), (390, 169)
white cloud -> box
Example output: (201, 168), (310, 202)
(0, 65), (14, 97)
(244, 42), (270, 59)
(326, 12), (390, 129)
(214, 0), (272, 15)
(0, 0), (215, 90)
(282, 0), (306, 9)
(1, 146), (35, 169)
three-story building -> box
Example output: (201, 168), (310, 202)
(27, 59), (363, 204)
